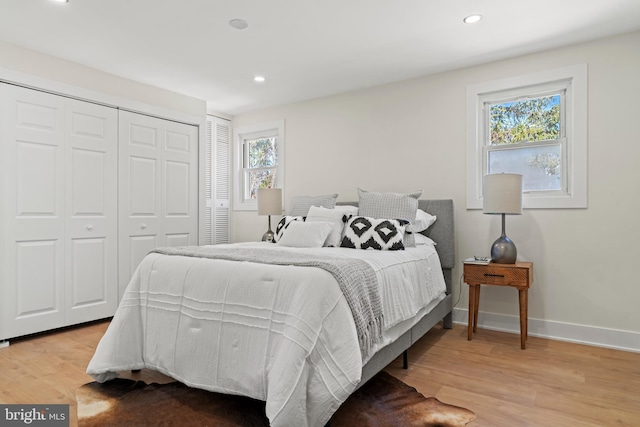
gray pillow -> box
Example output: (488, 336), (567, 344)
(357, 188), (422, 247)
(288, 193), (338, 216)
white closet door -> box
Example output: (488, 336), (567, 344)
(162, 119), (198, 247)
(119, 111), (198, 299)
(213, 118), (231, 244)
(0, 85), (66, 339)
(205, 116), (231, 245)
(65, 99), (118, 324)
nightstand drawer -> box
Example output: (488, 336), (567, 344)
(464, 263), (531, 287)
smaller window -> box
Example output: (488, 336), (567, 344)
(233, 120), (285, 210)
(243, 135), (279, 200)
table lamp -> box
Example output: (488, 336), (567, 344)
(257, 188), (282, 242)
(483, 173), (523, 264)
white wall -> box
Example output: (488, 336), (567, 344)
(0, 40), (206, 118)
(232, 31), (640, 351)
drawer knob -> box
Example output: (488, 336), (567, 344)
(484, 273), (505, 278)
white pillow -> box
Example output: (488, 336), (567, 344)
(415, 234), (436, 246)
(276, 221), (334, 248)
(414, 209), (437, 232)
(306, 205), (359, 247)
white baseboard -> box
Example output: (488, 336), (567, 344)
(452, 308), (640, 353)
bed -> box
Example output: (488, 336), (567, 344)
(87, 198), (454, 427)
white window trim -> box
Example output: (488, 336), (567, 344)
(233, 120), (285, 211)
(466, 64), (588, 209)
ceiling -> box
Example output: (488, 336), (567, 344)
(2, 0), (640, 116)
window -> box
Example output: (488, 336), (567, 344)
(487, 92), (564, 192)
(233, 120), (285, 210)
(466, 64), (587, 209)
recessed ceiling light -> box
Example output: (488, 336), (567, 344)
(254, 75), (266, 83)
(229, 19), (248, 30)
(463, 14), (482, 24)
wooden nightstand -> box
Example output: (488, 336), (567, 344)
(463, 261), (533, 349)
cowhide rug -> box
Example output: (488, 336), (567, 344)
(77, 371), (475, 426)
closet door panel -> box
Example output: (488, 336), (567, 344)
(166, 233), (190, 247)
(119, 111), (163, 299)
(163, 120), (198, 246)
(0, 84), (65, 340)
(65, 99), (118, 324)
(129, 156), (158, 215)
(69, 238), (107, 306)
(15, 240), (62, 318)
(129, 235), (158, 275)
(165, 160), (190, 215)
(70, 149), (105, 214)
(16, 142), (58, 217)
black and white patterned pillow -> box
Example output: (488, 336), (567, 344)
(274, 215), (305, 242)
(340, 216), (408, 251)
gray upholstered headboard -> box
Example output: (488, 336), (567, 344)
(416, 199), (455, 270)
(336, 199), (455, 269)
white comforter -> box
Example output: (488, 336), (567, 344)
(87, 242), (446, 427)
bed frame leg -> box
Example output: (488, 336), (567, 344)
(443, 312), (453, 329)
(403, 350), (408, 369)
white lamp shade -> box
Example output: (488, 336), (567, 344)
(483, 174), (523, 215)
(257, 188), (282, 216)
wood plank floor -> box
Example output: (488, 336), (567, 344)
(1, 320), (639, 426)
